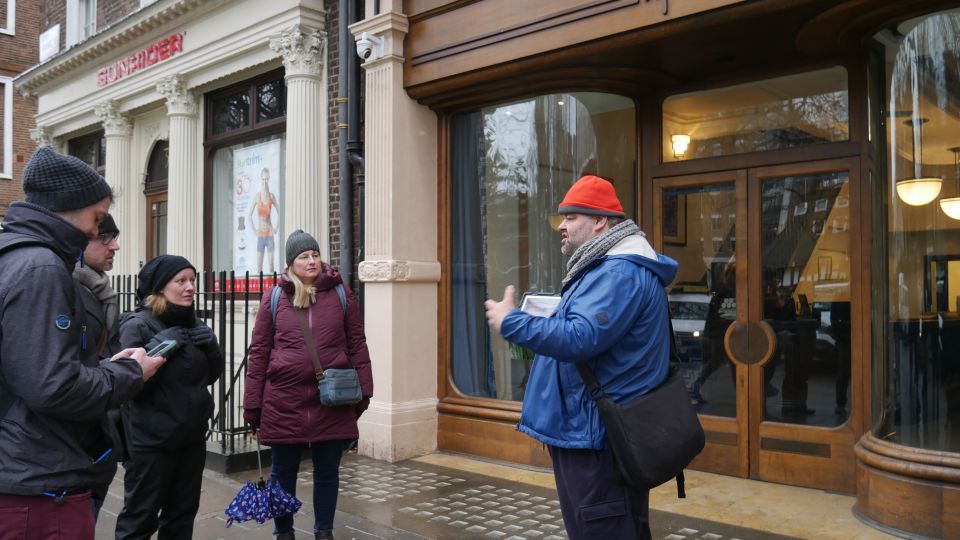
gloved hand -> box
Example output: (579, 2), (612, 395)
(187, 325), (216, 347)
(355, 396), (370, 419)
(244, 407), (261, 434)
(145, 327), (188, 354)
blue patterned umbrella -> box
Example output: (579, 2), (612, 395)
(225, 436), (302, 527)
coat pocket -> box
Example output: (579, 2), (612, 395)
(579, 498), (627, 522)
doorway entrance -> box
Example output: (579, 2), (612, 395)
(654, 158), (862, 492)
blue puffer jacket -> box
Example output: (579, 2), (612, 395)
(501, 235), (678, 450)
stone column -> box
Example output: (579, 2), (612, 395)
(94, 100), (137, 274)
(156, 75), (202, 267)
(270, 26), (328, 258)
(352, 12), (441, 462)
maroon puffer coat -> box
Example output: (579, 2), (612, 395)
(243, 264), (373, 445)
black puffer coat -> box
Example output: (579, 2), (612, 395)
(119, 309), (223, 452)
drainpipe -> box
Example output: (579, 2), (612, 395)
(345, 0), (366, 310)
(337, 0), (353, 287)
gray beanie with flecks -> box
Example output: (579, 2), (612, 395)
(285, 229), (320, 266)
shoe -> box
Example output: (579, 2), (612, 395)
(276, 532), (295, 540)
(315, 531), (334, 540)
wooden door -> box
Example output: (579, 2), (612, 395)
(654, 158), (862, 493)
(146, 192), (168, 262)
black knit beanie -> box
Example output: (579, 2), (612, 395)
(22, 147), (113, 211)
(285, 229), (320, 266)
(137, 255), (197, 302)
(99, 214), (119, 236)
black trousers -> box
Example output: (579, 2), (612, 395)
(549, 445), (652, 540)
(114, 442), (206, 540)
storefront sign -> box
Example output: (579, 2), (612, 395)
(97, 33), (184, 87)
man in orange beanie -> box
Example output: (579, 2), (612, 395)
(485, 175), (679, 539)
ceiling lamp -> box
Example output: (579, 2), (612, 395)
(895, 118), (941, 206)
(939, 146), (960, 220)
(671, 134), (691, 158)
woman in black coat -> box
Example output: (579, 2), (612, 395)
(115, 255), (224, 539)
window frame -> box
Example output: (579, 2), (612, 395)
(66, 130), (106, 177)
(0, 76), (12, 180)
(1, 0), (16, 36)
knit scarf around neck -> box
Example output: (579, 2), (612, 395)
(73, 264), (119, 331)
(562, 219), (643, 286)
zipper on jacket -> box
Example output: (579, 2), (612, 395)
(81, 324), (87, 351)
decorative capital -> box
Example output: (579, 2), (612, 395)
(29, 126), (55, 147)
(270, 26), (326, 78)
(94, 100), (132, 137)
(156, 75), (197, 116)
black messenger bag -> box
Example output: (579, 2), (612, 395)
(577, 311), (705, 497)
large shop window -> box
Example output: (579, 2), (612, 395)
(874, 9), (960, 452)
(450, 93), (636, 400)
(662, 67), (849, 162)
(206, 71), (286, 279)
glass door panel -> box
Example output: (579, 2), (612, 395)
(758, 172), (852, 427)
(662, 184), (738, 419)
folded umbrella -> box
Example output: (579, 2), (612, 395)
(225, 435), (302, 527)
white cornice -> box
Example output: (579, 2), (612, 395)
(14, 0), (211, 99)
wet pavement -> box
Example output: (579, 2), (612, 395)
(96, 453), (799, 539)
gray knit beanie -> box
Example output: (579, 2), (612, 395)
(22, 146), (113, 211)
(285, 229), (320, 265)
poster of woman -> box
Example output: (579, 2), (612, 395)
(233, 140), (282, 275)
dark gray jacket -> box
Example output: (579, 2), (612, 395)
(75, 280), (121, 357)
(0, 202), (143, 495)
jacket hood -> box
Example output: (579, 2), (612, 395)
(606, 233), (678, 287)
(279, 262), (343, 293)
(0, 202), (89, 267)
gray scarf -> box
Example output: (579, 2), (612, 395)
(563, 219), (643, 286)
(73, 264), (119, 331)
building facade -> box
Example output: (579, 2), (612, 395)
(0, 0), (40, 218)
(351, 0), (960, 538)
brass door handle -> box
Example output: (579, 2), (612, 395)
(724, 319), (777, 366)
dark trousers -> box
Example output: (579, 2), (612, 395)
(0, 491), (95, 540)
(549, 445), (652, 540)
(114, 442), (206, 540)
(270, 440), (346, 534)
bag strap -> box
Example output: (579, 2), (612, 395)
(575, 296), (688, 498)
(288, 282), (351, 380)
(292, 308), (325, 380)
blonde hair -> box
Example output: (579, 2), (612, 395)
(288, 269), (317, 309)
(144, 293), (169, 316)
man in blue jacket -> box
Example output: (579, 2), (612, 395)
(485, 175), (678, 539)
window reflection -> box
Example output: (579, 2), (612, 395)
(760, 173), (851, 427)
(662, 67), (849, 162)
(451, 93), (636, 401)
(876, 9), (960, 452)
(662, 185), (737, 418)
(212, 91), (250, 134)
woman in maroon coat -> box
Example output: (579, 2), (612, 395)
(243, 230), (373, 540)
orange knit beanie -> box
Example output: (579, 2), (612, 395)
(557, 175), (625, 218)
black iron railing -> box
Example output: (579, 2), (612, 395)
(111, 271), (278, 458)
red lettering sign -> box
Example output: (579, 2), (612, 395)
(96, 32), (185, 88)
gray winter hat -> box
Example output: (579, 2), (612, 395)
(22, 146), (113, 212)
(285, 229), (320, 266)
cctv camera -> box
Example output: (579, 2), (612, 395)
(356, 32), (384, 61)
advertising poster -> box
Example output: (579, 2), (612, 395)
(233, 140), (282, 278)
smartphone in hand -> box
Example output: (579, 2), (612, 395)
(146, 339), (180, 358)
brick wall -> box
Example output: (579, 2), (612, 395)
(98, 0), (139, 30)
(0, 0), (41, 219)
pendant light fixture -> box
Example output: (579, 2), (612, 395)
(939, 146), (960, 220)
(896, 118), (942, 206)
